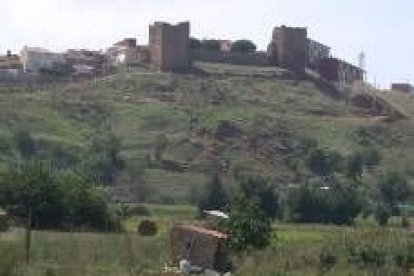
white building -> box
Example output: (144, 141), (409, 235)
(20, 46), (66, 73)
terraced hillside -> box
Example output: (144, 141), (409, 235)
(0, 62), (412, 203)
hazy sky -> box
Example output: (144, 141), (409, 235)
(1, 0), (412, 87)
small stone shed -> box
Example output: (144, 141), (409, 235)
(170, 224), (228, 271)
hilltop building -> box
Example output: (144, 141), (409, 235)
(149, 21), (191, 72)
(268, 26), (308, 73)
(318, 57), (364, 84)
(391, 83), (413, 93)
(107, 38), (150, 67)
(219, 40), (233, 52)
(20, 46), (66, 73)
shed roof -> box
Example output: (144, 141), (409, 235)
(178, 224), (227, 239)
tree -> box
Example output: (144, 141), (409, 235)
(306, 148), (342, 177)
(285, 180), (364, 225)
(231, 40), (257, 53)
(222, 194), (271, 250)
(0, 163), (64, 229)
(154, 134), (169, 161)
(0, 163), (119, 231)
(86, 132), (125, 185)
(197, 174), (230, 213)
(14, 129), (36, 159)
(378, 173), (409, 207)
(201, 39), (221, 51)
(346, 152), (364, 181)
(239, 175), (279, 218)
(362, 148), (381, 167)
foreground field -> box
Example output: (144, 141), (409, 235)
(1, 205), (412, 275)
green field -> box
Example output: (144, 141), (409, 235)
(1, 209), (411, 275)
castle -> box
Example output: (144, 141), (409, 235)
(0, 20), (366, 85)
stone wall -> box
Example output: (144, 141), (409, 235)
(391, 83), (413, 93)
(307, 39), (331, 69)
(268, 26), (308, 73)
(191, 49), (272, 66)
(149, 21), (190, 72)
(318, 57), (364, 84)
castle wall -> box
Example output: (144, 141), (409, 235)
(191, 49), (271, 66)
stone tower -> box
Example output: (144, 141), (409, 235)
(149, 21), (190, 72)
(268, 26), (308, 73)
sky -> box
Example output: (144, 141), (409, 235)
(0, 0), (413, 88)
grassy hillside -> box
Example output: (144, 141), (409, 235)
(0, 62), (413, 203)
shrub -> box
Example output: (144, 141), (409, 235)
(138, 219), (158, 236)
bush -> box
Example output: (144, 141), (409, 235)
(138, 219), (158, 236)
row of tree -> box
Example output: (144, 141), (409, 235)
(0, 162), (120, 231)
(197, 145), (412, 250)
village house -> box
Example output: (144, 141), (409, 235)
(219, 40), (233, 52)
(107, 38), (150, 67)
(20, 46), (67, 73)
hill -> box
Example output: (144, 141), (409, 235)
(0, 62), (413, 203)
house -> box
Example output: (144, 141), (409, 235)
(107, 39), (150, 67)
(20, 46), (66, 73)
(219, 40), (233, 52)
(318, 57), (364, 84)
(0, 50), (22, 70)
(170, 224), (228, 271)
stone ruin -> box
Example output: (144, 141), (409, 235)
(170, 224), (228, 271)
